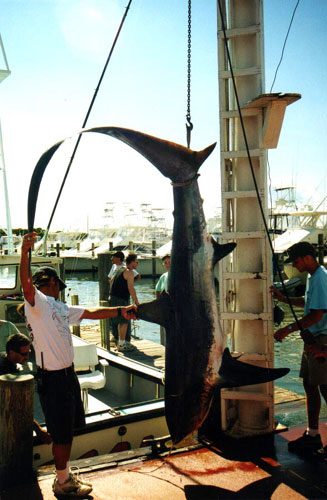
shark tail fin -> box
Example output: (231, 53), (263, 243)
(84, 126), (216, 184)
(218, 348), (289, 388)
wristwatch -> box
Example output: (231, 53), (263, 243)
(117, 307), (122, 317)
(286, 324), (293, 333)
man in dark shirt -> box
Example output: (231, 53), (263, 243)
(109, 253), (139, 352)
(0, 332), (30, 375)
(0, 333), (52, 443)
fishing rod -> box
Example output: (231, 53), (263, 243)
(40, 0), (133, 248)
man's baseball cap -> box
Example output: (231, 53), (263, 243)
(284, 242), (317, 263)
(32, 266), (66, 291)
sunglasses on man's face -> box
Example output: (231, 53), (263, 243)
(18, 350), (30, 358)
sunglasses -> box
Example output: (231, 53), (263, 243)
(18, 350), (30, 357)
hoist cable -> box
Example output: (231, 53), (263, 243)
(269, 0), (301, 93)
(186, 0), (193, 148)
(217, 0), (303, 332)
(42, 0), (133, 243)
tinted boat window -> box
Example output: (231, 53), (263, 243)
(0, 266), (17, 290)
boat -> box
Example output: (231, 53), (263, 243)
(0, 253), (167, 468)
(59, 227), (170, 276)
(4, 424), (327, 500)
(269, 186), (298, 236)
(41, 203), (172, 275)
(273, 206), (327, 284)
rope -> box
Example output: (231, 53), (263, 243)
(186, 0), (193, 148)
(269, 0), (301, 93)
(43, 0), (133, 245)
(217, 0), (302, 332)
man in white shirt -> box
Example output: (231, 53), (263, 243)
(20, 232), (137, 497)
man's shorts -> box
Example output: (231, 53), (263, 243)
(36, 366), (85, 444)
(300, 334), (327, 385)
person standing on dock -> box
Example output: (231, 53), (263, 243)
(108, 250), (139, 344)
(155, 254), (170, 346)
(107, 251), (125, 284)
(20, 232), (137, 498)
(109, 252), (140, 352)
(272, 241), (327, 457)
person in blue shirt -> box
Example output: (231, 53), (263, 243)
(155, 255), (170, 346)
(272, 241), (327, 458)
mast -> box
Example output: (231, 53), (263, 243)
(0, 35), (13, 254)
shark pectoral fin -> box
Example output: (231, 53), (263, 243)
(137, 292), (172, 327)
(218, 348), (289, 388)
(211, 237), (236, 266)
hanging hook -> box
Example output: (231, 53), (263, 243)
(186, 114), (193, 149)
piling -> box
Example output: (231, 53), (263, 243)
(59, 261), (65, 302)
(0, 374), (34, 488)
(100, 300), (110, 350)
(71, 294), (80, 337)
(98, 252), (111, 302)
(318, 233), (324, 265)
(152, 240), (157, 277)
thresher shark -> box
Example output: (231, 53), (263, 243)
(28, 126), (289, 446)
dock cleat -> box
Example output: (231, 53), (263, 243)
(288, 431), (322, 455)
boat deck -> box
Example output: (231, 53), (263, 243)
(2, 421), (327, 499)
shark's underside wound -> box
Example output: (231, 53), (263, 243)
(28, 126), (290, 444)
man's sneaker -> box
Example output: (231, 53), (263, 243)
(70, 466), (92, 486)
(288, 431), (322, 454)
(118, 342), (136, 352)
(53, 473), (92, 497)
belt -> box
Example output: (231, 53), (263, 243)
(37, 364), (74, 375)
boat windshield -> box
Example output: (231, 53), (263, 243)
(0, 264), (17, 292)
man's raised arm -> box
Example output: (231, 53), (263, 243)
(20, 232), (36, 306)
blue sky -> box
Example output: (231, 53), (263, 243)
(0, 0), (326, 231)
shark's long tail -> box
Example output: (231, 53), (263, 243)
(218, 348), (289, 387)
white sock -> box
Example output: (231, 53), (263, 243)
(56, 464), (70, 484)
(119, 340), (126, 346)
(307, 428), (319, 437)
